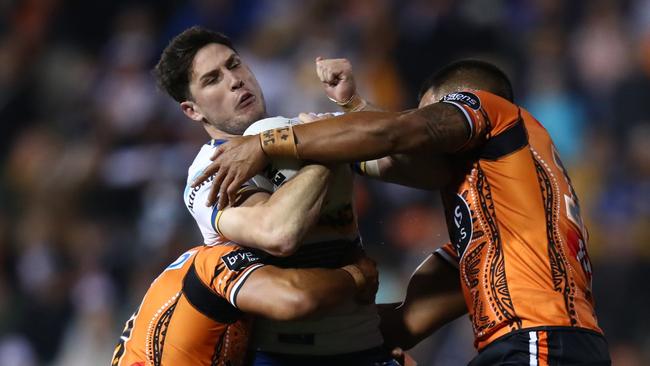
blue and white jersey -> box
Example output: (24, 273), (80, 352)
(251, 161), (383, 355)
(183, 139), (271, 246)
(184, 116), (383, 355)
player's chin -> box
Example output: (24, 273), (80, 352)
(233, 110), (265, 134)
(243, 104), (266, 125)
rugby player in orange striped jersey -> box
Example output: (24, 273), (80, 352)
(197, 59), (611, 365)
(112, 165), (379, 366)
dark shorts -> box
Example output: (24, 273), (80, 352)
(252, 346), (399, 366)
(469, 327), (611, 366)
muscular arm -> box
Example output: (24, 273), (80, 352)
(378, 253), (467, 349)
(361, 153), (452, 190)
(217, 164), (330, 257)
(298, 104), (456, 190)
(194, 102), (469, 208)
(314, 64), (453, 189)
(293, 102), (469, 162)
(236, 266), (356, 321)
(236, 255), (378, 321)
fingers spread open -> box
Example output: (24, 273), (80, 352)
(192, 163), (218, 188)
(210, 145), (225, 161)
(217, 173), (236, 210)
(207, 168), (226, 207)
(226, 175), (241, 209)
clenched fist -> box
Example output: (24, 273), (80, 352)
(315, 57), (357, 104)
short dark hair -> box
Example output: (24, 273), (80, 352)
(154, 26), (235, 103)
(419, 59), (514, 102)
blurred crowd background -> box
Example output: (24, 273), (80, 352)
(0, 0), (648, 365)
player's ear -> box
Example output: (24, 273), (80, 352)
(181, 101), (205, 123)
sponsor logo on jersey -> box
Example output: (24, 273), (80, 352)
(450, 193), (473, 257)
(187, 173), (214, 212)
(222, 249), (262, 271)
(442, 91), (481, 110)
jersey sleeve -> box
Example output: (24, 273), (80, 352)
(434, 242), (459, 269)
(351, 161), (377, 176)
(195, 245), (266, 308)
(440, 90), (522, 154)
(185, 172), (270, 246)
(185, 142), (273, 245)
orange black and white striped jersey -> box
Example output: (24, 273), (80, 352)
(433, 90), (601, 350)
(111, 244), (265, 366)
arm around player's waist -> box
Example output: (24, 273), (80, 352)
(235, 266), (353, 320)
(236, 256), (377, 321)
(379, 253), (467, 349)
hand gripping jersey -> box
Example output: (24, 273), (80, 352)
(433, 90), (602, 350)
(183, 135), (382, 355)
(184, 139), (271, 246)
(111, 244), (265, 366)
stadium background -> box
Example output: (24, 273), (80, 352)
(0, 0), (648, 365)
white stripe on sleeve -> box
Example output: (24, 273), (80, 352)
(228, 263), (265, 307)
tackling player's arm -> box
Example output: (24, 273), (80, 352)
(378, 253), (467, 349)
(237, 255), (378, 321)
(200, 103), (466, 207)
(215, 164), (331, 257)
(311, 57), (453, 190)
(193, 69), (470, 208)
(291, 55), (471, 160)
(355, 153), (452, 190)
(298, 114), (453, 190)
(291, 103), (469, 160)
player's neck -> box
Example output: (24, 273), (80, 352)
(204, 125), (240, 140)
(204, 113), (269, 140)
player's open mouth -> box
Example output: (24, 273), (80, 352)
(236, 92), (255, 110)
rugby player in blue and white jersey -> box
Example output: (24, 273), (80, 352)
(154, 26), (398, 365)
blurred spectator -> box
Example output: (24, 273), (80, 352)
(0, 1), (648, 365)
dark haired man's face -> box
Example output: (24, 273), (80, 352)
(182, 43), (265, 135)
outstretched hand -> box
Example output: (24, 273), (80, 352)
(191, 135), (269, 209)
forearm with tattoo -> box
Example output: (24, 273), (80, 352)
(259, 103), (470, 164)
